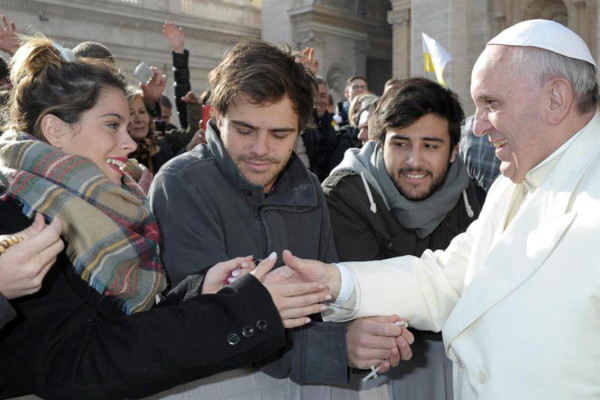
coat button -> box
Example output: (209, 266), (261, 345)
(227, 333), (240, 345)
(478, 370), (488, 384)
(242, 326), (255, 338)
(256, 320), (268, 332)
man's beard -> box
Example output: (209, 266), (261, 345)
(394, 165), (449, 201)
(237, 153), (279, 164)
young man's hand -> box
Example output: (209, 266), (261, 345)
(346, 315), (414, 372)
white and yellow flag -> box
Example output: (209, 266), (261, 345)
(422, 32), (452, 86)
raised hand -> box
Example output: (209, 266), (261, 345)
(254, 252), (332, 329)
(0, 15), (18, 53)
(140, 67), (167, 104)
(346, 315), (414, 373)
(301, 47), (319, 75)
(181, 90), (199, 104)
(162, 21), (185, 54)
(0, 214), (64, 299)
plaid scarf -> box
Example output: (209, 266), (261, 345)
(0, 131), (166, 314)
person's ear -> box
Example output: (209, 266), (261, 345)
(214, 109), (223, 131)
(39, 114), (70, 148)
(449, 144), (458, 163)
(546, 78), (573, 125)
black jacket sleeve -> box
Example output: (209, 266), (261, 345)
(323, 173), (389, 261)
(0, 203), (285, 400)
(0, 293), (15, 330)
(172, 50), (191, 129)
(162, 104), (201, 156)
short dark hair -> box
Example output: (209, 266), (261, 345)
(374, 77), (464, 149)
(159, 94), (172, 109)
(315, 75), (327, 87)
(72, 41), (115, 63)
(347, 75), (367, 85)
(0, 58), (8, 81)
(208, 38), (316, 131)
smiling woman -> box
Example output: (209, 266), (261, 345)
(0, 35), (329, 400)
(126, 90), (173, 174)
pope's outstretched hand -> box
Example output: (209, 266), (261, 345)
(264, 250), (342, 301)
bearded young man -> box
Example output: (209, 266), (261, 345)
(271, 20), (600, 399)
(149, 38), (350, 399)
(322, 77), (484, 399)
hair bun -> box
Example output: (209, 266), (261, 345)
(10, 36), (66, 86)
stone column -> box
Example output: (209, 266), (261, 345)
(573, 0), (589, 43)
(387, 0), (411, 79)
(353, 38), (369, 76)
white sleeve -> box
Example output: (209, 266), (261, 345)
(322, 216), (479, 331)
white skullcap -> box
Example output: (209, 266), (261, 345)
(488, 19), (596, 69)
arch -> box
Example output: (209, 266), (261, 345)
(522, 0), (568, 25)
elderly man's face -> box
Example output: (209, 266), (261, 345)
(471, 46), (549, 184)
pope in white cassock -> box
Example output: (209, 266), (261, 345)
(269, 19), (600, 399)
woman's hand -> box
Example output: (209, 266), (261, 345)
(253, 252), (332, 329)
(0, 214), (64, 299)
(202, 255), (255, 294)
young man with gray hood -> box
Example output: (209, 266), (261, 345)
(322, 77), (485, 399)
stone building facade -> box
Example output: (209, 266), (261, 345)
(262, 0), (393, 101)
(0, 0), (263, 126)
(2, 0), (598, 116)
(279, 0), (598, 114)
(388, 0), (598, 113)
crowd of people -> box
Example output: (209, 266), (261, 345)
(0, 12), (597, 400)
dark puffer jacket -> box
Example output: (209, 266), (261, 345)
(323, 170), (485, 261)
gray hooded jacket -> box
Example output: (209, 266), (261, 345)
(150, 123), (348, 385)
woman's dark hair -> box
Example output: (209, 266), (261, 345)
(7, 35), (127, 139)
(374, 77), (464, 148)
(208, 38), (316, 131)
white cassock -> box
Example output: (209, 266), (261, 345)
(325, 114), (600, 399)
